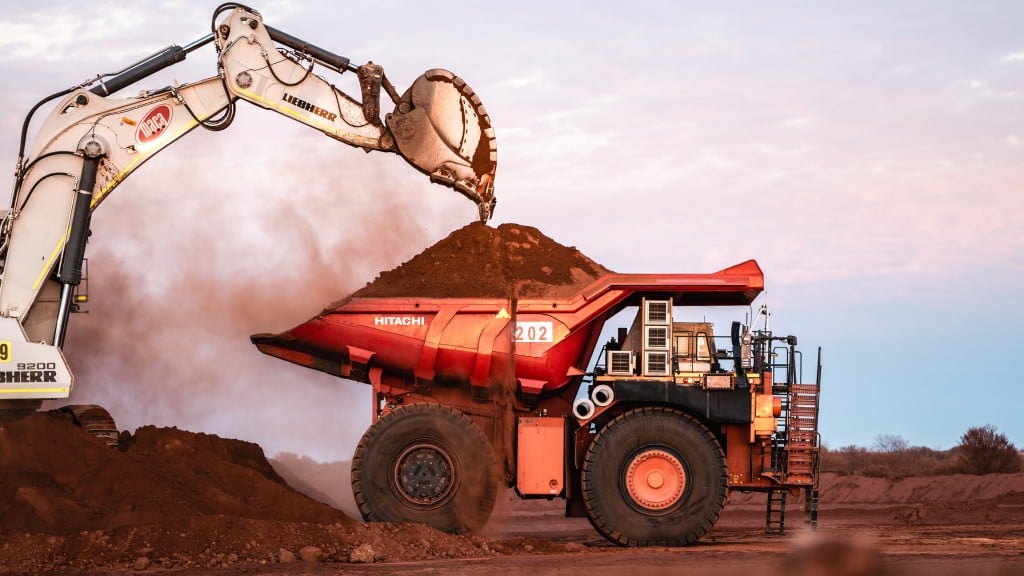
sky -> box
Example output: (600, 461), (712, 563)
(0, 1), (1022, 460)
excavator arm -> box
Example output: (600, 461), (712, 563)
(212, 4), (496, 212)
(0, 3), (497, 403)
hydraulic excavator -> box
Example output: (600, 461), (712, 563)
(0, 4), (497, 425)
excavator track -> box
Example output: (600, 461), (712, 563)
(0, 399), (42, 420)
(53, 404), (119, 447)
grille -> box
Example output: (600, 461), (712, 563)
(646, 326), (669, 349)
(644, 351), (670, 376)
(645, 301), (670, 324)
(608, 351), (633, 375)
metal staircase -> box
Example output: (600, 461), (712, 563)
(784, 383), (820, 484)
(764, 346), (822, 534)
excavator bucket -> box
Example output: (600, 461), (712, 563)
(387, 69), (497, 222)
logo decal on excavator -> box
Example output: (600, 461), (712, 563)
(282, 93), (337, 122)
(0, 370), (57, 383)
(137, 104), (173, 144)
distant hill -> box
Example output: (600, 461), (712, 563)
(269, 452), (359, 518)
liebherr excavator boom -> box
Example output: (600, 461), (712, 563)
(0, 3), (497, 408)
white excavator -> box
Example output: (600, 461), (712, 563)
(0, 3), (498, 430)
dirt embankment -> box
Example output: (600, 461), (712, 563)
(0, 413), (510, 573)
(0, 413), (345, 536)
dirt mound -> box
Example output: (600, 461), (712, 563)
(350, 222), (611, 300)
(0, 413), (538, 572)
(0, 412), (348, 536)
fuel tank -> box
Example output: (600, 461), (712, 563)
(251, 261), (763, 398)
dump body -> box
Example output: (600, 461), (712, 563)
(252, 260), (764, 403)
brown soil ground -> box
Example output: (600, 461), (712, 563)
(2, 413), (1024, 575)
(348, 222), (610, 300)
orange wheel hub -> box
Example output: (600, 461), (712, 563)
(625, 449), (686, 510)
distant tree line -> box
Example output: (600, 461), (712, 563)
(820, 425), (1022, 478)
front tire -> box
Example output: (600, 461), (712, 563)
(351, 403), (498, 533)
(581, 407), (727, 546)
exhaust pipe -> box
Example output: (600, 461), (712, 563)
(572, 398), (595, 420)
(591, 384), (614, 407)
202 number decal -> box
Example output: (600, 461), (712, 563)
(514, 321), (553, 343)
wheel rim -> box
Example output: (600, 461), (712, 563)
(393, 443), (455, 507)
(624, 448), (686, 511)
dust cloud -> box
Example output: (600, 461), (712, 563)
(57, 125), (473, 462)
(269, 453), (358, 517)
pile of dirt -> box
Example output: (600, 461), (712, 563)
(350, 222), (611, 300)
(0, 412), (346, 537)
(0, 413), (582, 573)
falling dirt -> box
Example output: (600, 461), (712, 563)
(347, 222), (611, 300)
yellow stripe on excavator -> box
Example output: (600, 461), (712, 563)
(33, 115), (201, 292)
(0, 387), (70, 395)
(31, 229), (70, 292)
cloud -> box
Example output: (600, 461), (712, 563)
(778, 116), (814, 128)
(0, 14), (81, 62)
(1001, 51), (1024, 62)
(498, 72), (544, 89)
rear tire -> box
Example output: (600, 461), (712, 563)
(581, 407), (726, 546)
(351, 403), (498, 533)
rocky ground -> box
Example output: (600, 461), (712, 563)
(2, 412), (1024, 575)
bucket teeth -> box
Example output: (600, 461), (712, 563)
(388, 68), (497, 222)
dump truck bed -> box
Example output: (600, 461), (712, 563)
(252, 260), (764, 397)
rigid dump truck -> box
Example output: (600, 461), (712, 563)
(254, 259), (822, 546)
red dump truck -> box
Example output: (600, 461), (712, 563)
(253, 259), (821, 546)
